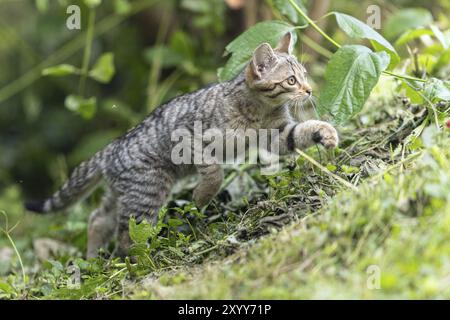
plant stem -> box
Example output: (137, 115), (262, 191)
(295, 148), (358, 191)
(300, 34), (333, 58)
(287, 0), (427, 83)
(146, 6), (172, 111)
(383, 70), (426, 83)
(3, 231), (26, 285)
(0, 0), (158, 105)
(78, 8), (96, 96)
(287, 0), (341, 49)
(221, 163), (255, 190)
(369, 151), (422, 182)
(1, 211), (26, 286)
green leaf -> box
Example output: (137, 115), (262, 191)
(168, 218), (184, 228)
(218, 20), (296, 82)
(429, 25), (448, 49)
(129, 218), (153, 244)
(433, 48), (450, 73)
(42, 64), (79, 77)
(114, 0), (131, 15)
(371, 41), (399, 70)
(35, 0), (49, 13)
(318, 45), (390, 124)
(64, 95), (97, 119)
(89, 53), (115, 83)
(273, 0), (308, 25)
(384, 8), (433, 40)
(423, 78), (450, 102)
(341, 165), (360, 174)
(0, 282), (14, 295)
(181, 0), (210, 13)
(401, 80), (424, 104)
(84, 0), (102, 9)
(169, 30), (195, 61)
(144, 45), (183, 68)
(395, 28), (434, 47)
(332, 12), (399, 69)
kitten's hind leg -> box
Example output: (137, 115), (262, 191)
(113, 168), (175, 258)
(87, 189), (118, 259)
(193, 164), (223, 209)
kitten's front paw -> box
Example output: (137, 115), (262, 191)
(312, 123), (339, 149)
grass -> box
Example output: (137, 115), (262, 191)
(134, 137), (450, 299)
(0, 84), (449, 299)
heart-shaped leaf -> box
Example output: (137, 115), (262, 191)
(65, 95), (97, 119)
(89, 53), (115, 84)
(332, 12), (399, 69)
(318, 45), (390, 124)
(218, 21), (296, 81)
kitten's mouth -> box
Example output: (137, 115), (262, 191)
(285, 95), (314, 113)
(290, 95), (310, 105)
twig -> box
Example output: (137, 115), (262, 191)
(194, 244), (218, 256)
(369, 151), (422, 182)
(295, 148), (358, 191)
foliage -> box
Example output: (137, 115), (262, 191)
(384, 8), (434, 40)
(0, 0), (449, 300)
(331, 12), (400, 69)
(219, 0), (449, 124)
(217, 21), (297, 81)
(140, 133), (450, 299)
(272, 0), (308, 26)
(318, 45), (390, 123)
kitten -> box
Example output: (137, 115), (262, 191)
(25, 32), (338, 258)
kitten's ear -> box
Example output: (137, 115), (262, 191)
(251, 43), (276, 78)
(275, 32), (293, 54)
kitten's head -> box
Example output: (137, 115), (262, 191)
(245, 32), (311, 107)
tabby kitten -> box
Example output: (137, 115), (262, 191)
(26, 32), (338, 258)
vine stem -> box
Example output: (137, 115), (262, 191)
(287, 0), (341, 49)
(295, 149), (358, 191)
(382, 70), (426, 83)
(1, 211), (27, 286)
(78, 8), (96, 96)
(287, 0), (427, 83)
(3, 231), (26, 284)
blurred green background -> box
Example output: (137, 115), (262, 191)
(0, 0), (449, 299)
(0, 0), (448, 200)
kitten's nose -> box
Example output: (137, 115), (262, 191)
(303, 84), (312, 96)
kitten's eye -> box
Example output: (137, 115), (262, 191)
(287, 76), (296, 85)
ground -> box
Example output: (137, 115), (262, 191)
(0, 79), (449, 299)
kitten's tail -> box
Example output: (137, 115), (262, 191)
(25, 152), (104, 214)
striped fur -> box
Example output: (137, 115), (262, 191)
(25, 32), (338, 258)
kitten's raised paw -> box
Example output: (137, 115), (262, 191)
(312, 123), (339, 149)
